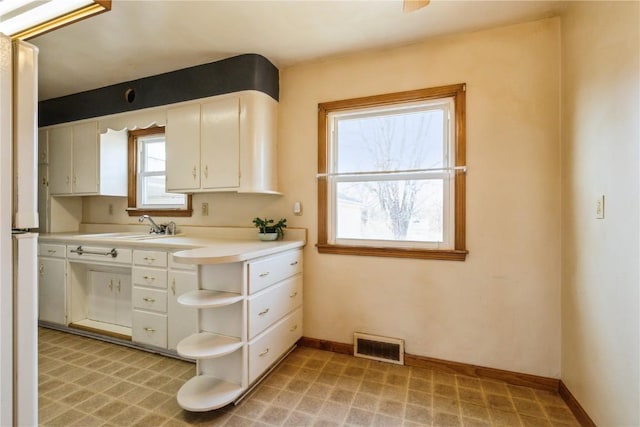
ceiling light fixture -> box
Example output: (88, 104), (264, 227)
(0, 0), (111, 40)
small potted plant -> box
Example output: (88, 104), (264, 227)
(252, 217), (287, 241)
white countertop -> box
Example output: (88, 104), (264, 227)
(39, 227), (306, 264)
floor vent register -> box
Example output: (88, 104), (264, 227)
(353, 332), (404, 365)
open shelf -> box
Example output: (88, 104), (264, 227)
(177, 332), (243, 359)
(177, 375), (243, 412)
(177, 290), (243, 308)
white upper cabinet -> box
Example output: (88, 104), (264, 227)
(38, 128), (48, 164)
(201, 96), (240, 190)
(166, 103), (202, 191)
(167, 95), (240, 192)
(166, 90), (278, 194)
(48, 125), (73, 195)
(71, 121), (99, 194)
(46, 121), (127, 197)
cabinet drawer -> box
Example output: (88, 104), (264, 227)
(168, 254), (197, 271)
(133, 250), (167, 268)
(38, 243), (66, 258)
(132, 287), (167, 313)
(248, 307), (302, 383)
(67, 245), (132, 264)
(132, 267), (167, 289)
(248, 274), (302, 339)
(248, 249), (302, 294)
(132, 310), (167, 348)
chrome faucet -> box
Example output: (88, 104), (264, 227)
(166, 221), (177, 236)
(138, 215), (163, 234)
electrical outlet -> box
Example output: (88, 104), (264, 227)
(108, 204), (114, 215)
(201, 202), (209, 216)
(596, 195), (605, 219)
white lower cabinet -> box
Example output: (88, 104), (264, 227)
(175, 248), (303, 412)
(38, 244), (67, 325)
(132, 311), (167, 348)
(248, 307), (302, 383)
(132, 250), (168, 349)
(87, 271), (131, 328)
(167, 268), (198, 351)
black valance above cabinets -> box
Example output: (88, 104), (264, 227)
(38, 53), (279, 127)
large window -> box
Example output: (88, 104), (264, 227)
(127, 127), (192, 216)
(317, 84), (467, 260)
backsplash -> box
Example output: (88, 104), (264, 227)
(81, 192), (291, 229)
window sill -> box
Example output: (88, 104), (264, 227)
(126, 208), (193, 217)
(316, 244), (467, 261)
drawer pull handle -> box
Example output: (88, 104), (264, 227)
(108, 280), (113, 291)
(144, 327), (155, 333)
(258, 308), (270, 316)
(116, 280), (121, 292)
(289, 292), (298, 298)
(259, 348), (269, 357)
(171, 279), (176, 296)
(259, 272), (270, 277)
(143, 276), (156, 281)
(290, 261), (298, 266)
(39, 264), (44, 275)
(290, 325), (298, 332)
(144, 257), (156, 262)
(47, 249), (56, 254)
(192, 166), (197, 179)
(143, 297), (156, 303)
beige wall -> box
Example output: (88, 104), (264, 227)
(82, 18), (563, 377)
(278, 18), (562, 377)
(561, 2), (640, 425)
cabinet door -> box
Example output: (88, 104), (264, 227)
(71, 121), (99, 194)
(48, 126), (72, 195)
(88, 271), (115, 324)
(38, 128), (48, 164)
(38, 165), (49, 233)
(38, 257), (66, 325)
(166, 104), (200, 191)
(200, 97), (240, 189)
(167, 270), (198, 350)
(114, 273), (132, 328)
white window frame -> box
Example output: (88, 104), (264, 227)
(326, 99), (456, 250)
(136, 133), (186, 209)
(126, 127), (192, 217)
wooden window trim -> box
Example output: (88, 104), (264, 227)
(317, 83), (467, 261)
(126, 126), (192, 217)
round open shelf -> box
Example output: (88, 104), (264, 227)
(177, 375), (243, 412)
(177, 332), (243, 359)
(177, 290), (243, 308)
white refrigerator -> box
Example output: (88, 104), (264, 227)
(0, 33), (39, 427)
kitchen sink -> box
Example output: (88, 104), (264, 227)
(77, 232), (182, 240)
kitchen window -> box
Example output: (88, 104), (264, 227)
(127, 127), (192, 216)
(317, 84), (467, 260)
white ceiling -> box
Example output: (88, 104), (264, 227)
(30, 0), (565, 101)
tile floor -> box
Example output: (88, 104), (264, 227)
(38, 328), (580, 426)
